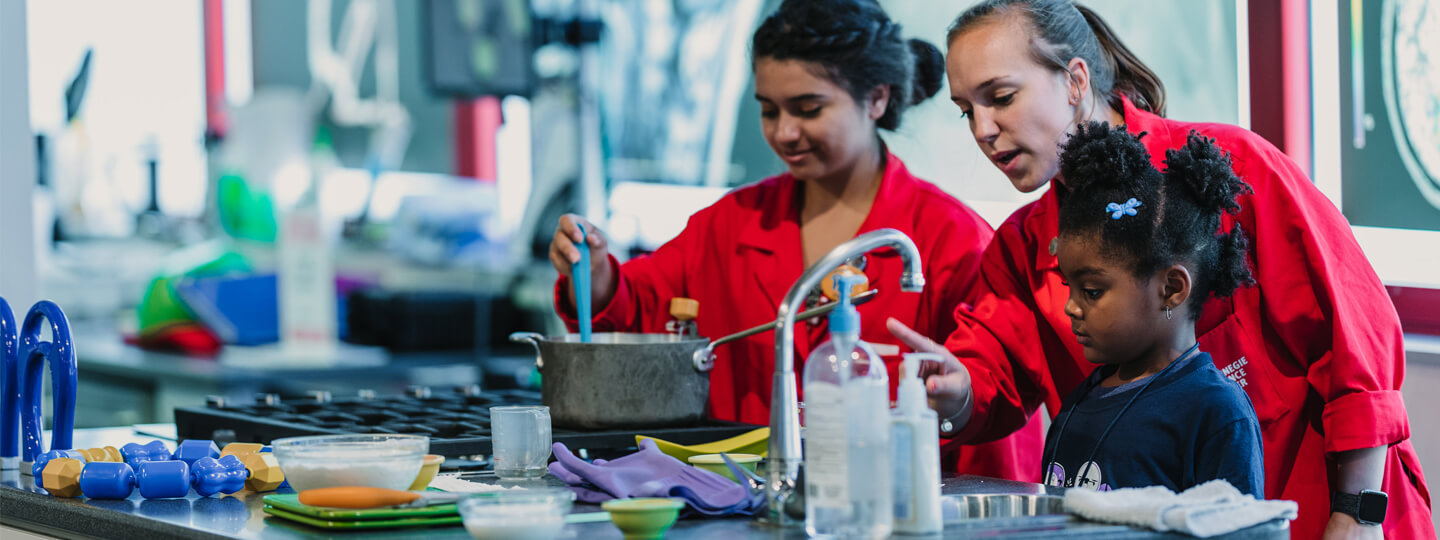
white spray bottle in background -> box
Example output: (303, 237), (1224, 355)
(892, 352), (943, 534)
(802, 274), (892, 538)
(277, 128), (338, 360)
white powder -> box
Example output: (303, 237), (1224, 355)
(429, 475), (522, 493)
(277, 447), (423, 492)
(462, 511), (565, 540)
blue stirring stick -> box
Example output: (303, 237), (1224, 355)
(573, 223), (592, 342)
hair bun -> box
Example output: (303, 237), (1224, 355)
(1163, 131), (1251, 215)
(908, 39), (944, 104)
(1059, 121), (1156, 193)
(1212, 223), (1256, 298)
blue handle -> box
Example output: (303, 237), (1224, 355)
(573, 223), (592, 343)
(1, 298), (17, 464)
(18, 301), (76, 463)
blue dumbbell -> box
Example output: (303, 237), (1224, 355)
(136, 460), (191, 498)
(77, 462), (140, 499)
(190, 455), (248, 496)
(78, 454), (248, 499)
(120, 440), (171, 466)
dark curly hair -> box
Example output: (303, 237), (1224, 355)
(752, 0), (944, 130)
(1057, 121), (1254, 319)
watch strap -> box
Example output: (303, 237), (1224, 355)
(1331, 490), (1387, 525)
(1330, 491), (1361, 515)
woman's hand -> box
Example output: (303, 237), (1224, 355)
(549, 214), (618, 310)
(886, 318), (974, 431)
(1323, 512), (1382, 539)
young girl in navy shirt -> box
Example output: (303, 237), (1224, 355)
(1042, 121), (1264, 496)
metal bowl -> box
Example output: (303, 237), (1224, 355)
(949, 494), (1066, 520)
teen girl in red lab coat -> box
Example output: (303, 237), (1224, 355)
(549, 0), (1043, 481)
(885, 1), (1433, 538)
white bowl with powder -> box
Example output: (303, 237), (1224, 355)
(271, 434), (428, 492)
(459, 489), (575, 540)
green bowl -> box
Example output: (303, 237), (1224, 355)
(687, 453), (761, 484)
(601, 498), (684, 540)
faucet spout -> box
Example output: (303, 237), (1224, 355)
(763, 228), (925, 524)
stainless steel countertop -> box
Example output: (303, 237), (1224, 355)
(1, 427), (1289, 539)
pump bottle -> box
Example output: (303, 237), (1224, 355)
(802, 274), (892, 538)
(892, 353), (943, 534)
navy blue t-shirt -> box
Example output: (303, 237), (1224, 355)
(1041, 349), (1264, 496)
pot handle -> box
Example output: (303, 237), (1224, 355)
(508, 332), (545, 370)
(692, 344), (716, 373)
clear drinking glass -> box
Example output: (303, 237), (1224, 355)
(490, 405), (551, 479)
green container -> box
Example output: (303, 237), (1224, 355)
(600, 498), (684, 540)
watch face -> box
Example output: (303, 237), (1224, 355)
(1358, 490), (1389, 524)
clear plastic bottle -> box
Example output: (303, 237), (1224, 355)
(892, 353), (943, 534)
(803, 275), (892, 538)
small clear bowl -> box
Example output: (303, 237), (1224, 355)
(271, 434), (428, 492)
(459, 489), (575, 540)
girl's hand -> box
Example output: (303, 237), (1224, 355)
(1323, 512), (1382, 539)
(886, 318), (973, 428)
(549, 214), (618, 310)
(549, 214), (610, 278)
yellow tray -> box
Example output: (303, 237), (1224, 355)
(637, 427), (769, 462)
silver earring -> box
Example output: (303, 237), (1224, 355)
(1165, 305), (1173, 320)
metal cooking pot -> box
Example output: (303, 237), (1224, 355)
(509, 332), (712, 429)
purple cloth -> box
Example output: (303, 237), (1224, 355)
(548, 439), (762, 516)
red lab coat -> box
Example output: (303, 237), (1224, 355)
(557, 153), (1044, 481)
(944, 96), (1432, 538)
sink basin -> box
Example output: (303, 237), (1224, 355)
(946, 494), (1066, 520)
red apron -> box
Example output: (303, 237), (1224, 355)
(946, 96), (1432, 538)
(557, 154), (1045, 481)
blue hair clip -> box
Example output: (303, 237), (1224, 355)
(1106, 198), (1142, 220)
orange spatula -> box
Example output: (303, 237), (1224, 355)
(298, 486), (465, 509)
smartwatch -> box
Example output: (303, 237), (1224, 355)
(1331, 489), (1388, 526)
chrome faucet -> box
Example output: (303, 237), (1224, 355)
(764, 228), (925, 524)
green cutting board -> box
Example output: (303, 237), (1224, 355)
(260, 493), (614, 530)
(262, 493), (462, 529)
(263, 505), (463, 529)
(263, 493), (459, 520)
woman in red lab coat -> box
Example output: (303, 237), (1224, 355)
(885, 1), (1432, 538)
(549, 0), (1043, 481)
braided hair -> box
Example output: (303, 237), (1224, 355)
(1057, 121), (1254, 319)
(752, 0), (944, 130)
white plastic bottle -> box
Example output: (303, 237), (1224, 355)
(277, 129), (338, 359)
(892, 353), (943, 534)
(803, 275), (892, 538)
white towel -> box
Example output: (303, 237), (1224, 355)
(1064, 479), (1298, 537)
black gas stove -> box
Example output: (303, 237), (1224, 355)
(173, 386), (758, 459)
